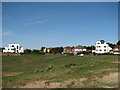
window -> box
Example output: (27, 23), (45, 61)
(99, 49), (102, 51)
(104, 49), (106, 51)
(104, 46), (106, 48)
(97, 43), (100, 44)
(96, 49), (98, 51)
(97, 46), (101, 48)
(11, 49), (15, 50)
(11, 45), (14, 47)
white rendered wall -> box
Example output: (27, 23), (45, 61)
(74, 49), (86, 52)
(95, 41), (112, 53)
(3, 44), (24, 53)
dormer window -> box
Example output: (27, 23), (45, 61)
(11, 45), (14, 47)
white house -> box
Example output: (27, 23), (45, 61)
(94, 40), (112, 54)
(73, 45), (86, 54)
(112, 45), (120, 54)
(3, 44), (24, 53)
(43, 48), (54, 53)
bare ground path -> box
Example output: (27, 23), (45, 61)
(20, 72), (118, 88)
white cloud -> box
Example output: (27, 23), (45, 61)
(23, 19), (49, 26)
(2, 31), (11, 36)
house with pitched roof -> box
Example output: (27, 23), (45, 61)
(63, 45), (86, 54)
(73, 45), (86, 53)
(63, 46), (74, 53)
(112, 45), (120, 54)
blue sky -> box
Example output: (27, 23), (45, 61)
(2, 2), (118, 49)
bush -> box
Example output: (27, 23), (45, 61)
(46, 65), (55, 72)
(24, 49), (45, 55)
(77, 51), (91, 54)
(50, 47), (63, 54)
(63, 52), (74, 54)
(64, 63), (77, 68)
(98, 53), (114, 55)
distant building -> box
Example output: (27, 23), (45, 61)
(43, 48), (54, 53)
(112, 45), (120, 54)
(94, 40), (112, 54)
(63, 46), (74, 53)
(63, 46), (86, 54)
(3, 44), (24, 53)
(73, 45), (86, 53)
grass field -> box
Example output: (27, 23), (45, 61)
(2, 55), (119, 88)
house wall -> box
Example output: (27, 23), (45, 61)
(114, 48), (118, 51)
(74, 49), (86, 52)
(113, 51), (120, 54)
(63, 48), (73, 53)
(43, 48), (52, 53)
(83, 49), (87, 51)
(43, 48), (46, 52)
(47, 49), (50, 52)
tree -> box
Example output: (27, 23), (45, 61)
(24, 49), (45, 54)
(50, 47), (63, 54)
(107, 43), (116, 48)
(84, 46), (95, 50)
(117, 40), (120, 45)
(32, 49), (40, 54)
(40, 47), (45, 52)
(24, 49), (31, 54)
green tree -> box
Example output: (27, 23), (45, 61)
(32, 49), (40, 54)
(107, 43), (116, 48)
(40, 47), (45, 52)
(31, 49), (45, 54)
(50, 47), (63, 54)
(117, 40), (120, 45)
(24, 49), (31, 54)
(84, 46), (95, 50)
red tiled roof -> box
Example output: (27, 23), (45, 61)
(114, 45), (120, 48)
(74, 46), (86, 49)
(46, 48), (54, 50)
(64, 46), (73, 49)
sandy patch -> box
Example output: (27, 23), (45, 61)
(99, 72), (118, 83)
(21, 81), (47, 88)
(112, 61), (120, 64)
(46, 82), (62, 88)
(20, 78), (87, 88)
(63, 78), (87, 87)
(3, 72), (23, 76)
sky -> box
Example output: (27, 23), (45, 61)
(2, 2), (118, 49)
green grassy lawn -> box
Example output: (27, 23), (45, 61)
(2, 55), (119, 88)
